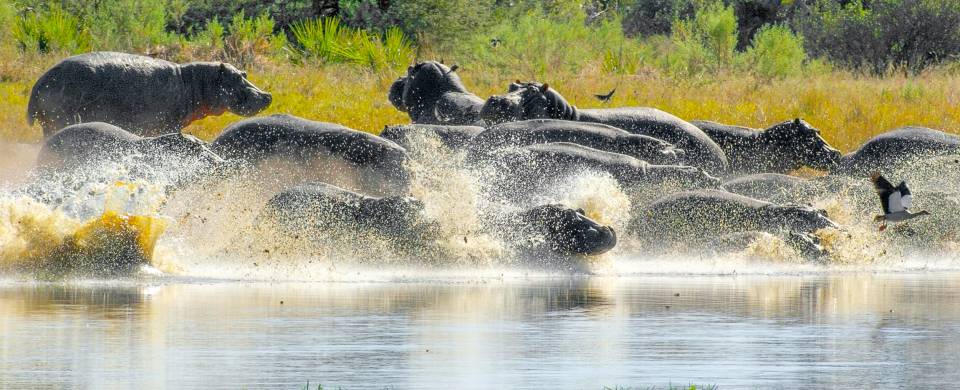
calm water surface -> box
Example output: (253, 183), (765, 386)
(2, 273), (960, 389)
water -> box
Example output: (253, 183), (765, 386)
(2, 274), (959, 389)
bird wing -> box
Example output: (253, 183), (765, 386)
(896, 181), (913, 209)
(871, 172), (895, 213)
(888, 191), (904, 213)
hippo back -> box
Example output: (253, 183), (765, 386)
(721, 173), (813, 203)
(37, 122), (142, 168)
(837, 126), (960, 175)
(578, 107), (728, 173)
(212, 114), (407, 167)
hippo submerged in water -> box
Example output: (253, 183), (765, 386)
(835, 126), (960, 176)
(692, 118), (841, 174)
(263, 182), (617, 258)
(480, 81), (728, 172)
(479, 142), (718, 199)
(210, 114), (409, 196)
(468, 119), (684, 165)
(35, 122), (223, 175)
(390, 61), (485, 125)
(28, 52), (272, 137)
(631, 189), (839, 259)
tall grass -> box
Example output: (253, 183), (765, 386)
(290, 18), (414, 70)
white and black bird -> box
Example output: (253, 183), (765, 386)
(871, 172), (929, 231)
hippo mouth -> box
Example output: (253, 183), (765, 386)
(232, 88), (273, 116)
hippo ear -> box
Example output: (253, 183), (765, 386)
(440, 58), (445, 64)
(449, 64), (459, 73)
(794, 118), (802, 125)
(241, 71), (248, 78)
(515, 79), (521, 84)
(540, 84), (550, 93)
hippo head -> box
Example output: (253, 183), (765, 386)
(143, 133), (225, 167)
(518, 204), (617, 256)
(214, 63), (272, 116)
(388, 76), (408, 112)
(480, 81), (577, 124)
(768, 204), (840, 233)
(360, 196), (426, 236)
(400, 61), (468, 119)
(761, 118), (842, 171)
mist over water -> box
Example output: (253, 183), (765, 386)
(2, 133), (960, 281)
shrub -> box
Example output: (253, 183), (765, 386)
(385, 0), (495, 52)
(742, 24), (806, 79)
(77, 0), (172, 51)
(12, 4), (91, 54)
(225, 11), (278, 66)
(797, 0), (960, 75)
(663, 1), (739, 76)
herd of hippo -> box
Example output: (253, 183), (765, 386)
(23, 52), (960, 266)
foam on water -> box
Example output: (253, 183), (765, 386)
(2, 136), (960, 281)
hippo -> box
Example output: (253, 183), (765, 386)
(479, 81), (728, 172)
(36, 122), (223, 173)
(502, 204), (618, 256)
(691, 118), (841, 174)
(391, 61), (485, 125)
(835, 126), (960, 176)
(380, 124), (485, 150)
(721, 173), (821, 204)
(263, 182), (616, 258)
(210, 114), (409, 196)
(705, 231), (828, 260)
(468, 119), (684, 165)
(481, 142), (719, 196)
(261, 182), (434, 247)
(28, 52), (272, 137)
(631, 189), (838, 259)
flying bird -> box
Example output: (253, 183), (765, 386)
(594, 88), (616, 103)
(871, 172), (929, 231)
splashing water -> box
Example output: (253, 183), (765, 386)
(3, 135), (960, 281)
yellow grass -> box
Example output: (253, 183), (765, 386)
(2, 54), (960, 153)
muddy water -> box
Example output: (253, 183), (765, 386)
(2, 273), (959, 389)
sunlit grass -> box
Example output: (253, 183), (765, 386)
(1, 54), (959, 153)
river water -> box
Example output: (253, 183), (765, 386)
(2, 273), (959, 389)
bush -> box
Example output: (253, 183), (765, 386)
(289, 17), (413, 70)
(664, 1), (739, 76)
(742, 24), (806, 79)
(797, 0), (960, 75)
(76, 0), (172, 51)
(384, 0), (495, 52)
(12, 4), (91, 54)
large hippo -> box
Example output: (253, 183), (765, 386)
(835, 126), (960, 176)
(480, 81), (728, 172)
(28, 52), (272, 137)
(631, 189), (838, 259)
(36, 122), (223, 173)
(210, 114), (409, 196)
(263, 182), (616, 257)
(380, 124), (485, 150)
(482, 142), (719, 194)
(390, 61), (485, 125)
(691, 118), (841, 174)
(468, 119), (684, 165)
(261, 182), (434, 247)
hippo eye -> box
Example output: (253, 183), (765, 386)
(576, 208), (585, 215)
(241, 71), (248, 78)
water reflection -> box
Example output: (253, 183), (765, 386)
(1, 274), (959, 388)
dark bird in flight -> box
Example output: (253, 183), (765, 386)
(871, 172), (929, 231)
(594, 88), (616, 103)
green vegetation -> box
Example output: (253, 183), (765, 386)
(0, 0), (959, 149)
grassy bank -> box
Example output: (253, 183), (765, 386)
(2, 54), (959, 153)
